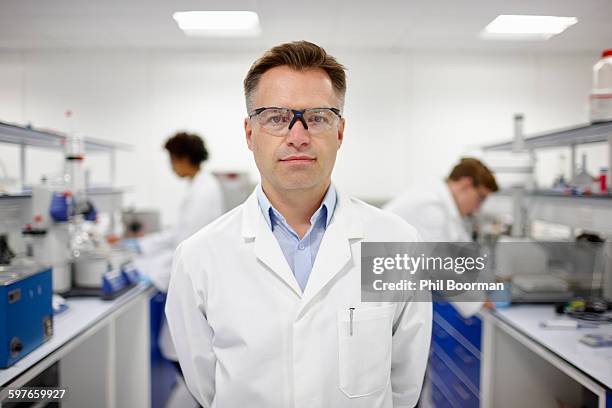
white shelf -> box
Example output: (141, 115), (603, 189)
(482, 191), (612, 235)
(483, 121), (612, 151)
(0, 121), (132, 152)
(480, 118), (612, 235)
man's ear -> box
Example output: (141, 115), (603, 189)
(245, 118), (254, 152)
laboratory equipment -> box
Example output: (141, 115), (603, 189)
(512, 274), (572, 303)
(0, 234), (15, 265)
(571, 154), (594, 191)
(121, 209), (161, 237)
(70, 259), (141, 300)
(23, 224), (71, 293)
(24, 134), (99, 293)
(0, 264), (53, 368)
(603, 244), (612, 302)
(73, 251), (110, 288)
(492, 238), (603, 303)
(70, 246), (138, 298)
(580, 333), (612, 347)
(540, 320), (598, 329)
(552, 154), (568, 190)
(483, 114), (536, 237)
(590, 49), (612, 123)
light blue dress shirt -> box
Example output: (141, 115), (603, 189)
(256, 184), (337, 292)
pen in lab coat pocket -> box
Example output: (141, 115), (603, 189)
(349, 307), (355, 336)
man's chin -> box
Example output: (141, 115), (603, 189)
(275, 175), (322, 191)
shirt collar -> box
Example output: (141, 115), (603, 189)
(256, 184), (337, 231)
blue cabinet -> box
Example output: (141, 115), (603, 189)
(428, 301), (482, 408)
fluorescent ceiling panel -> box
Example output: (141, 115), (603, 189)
(480, 14), (578, 41)
(173, 11), (261, 37)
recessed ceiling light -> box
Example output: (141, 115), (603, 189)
(172, 11), (261, 37)
(480, 14), (578, 40)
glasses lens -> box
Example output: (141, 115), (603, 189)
(303, 109), (339, 133)
(257, 109), (291, 135)
(254, 108), (339, 136)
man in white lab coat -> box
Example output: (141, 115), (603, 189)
(385, 158), (498, 242)
(384, 157), (498, 316)
(165, 41), (432, 408)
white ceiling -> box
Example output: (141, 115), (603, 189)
(1, 0), (611, 52)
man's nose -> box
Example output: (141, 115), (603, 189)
(285, 119), (310, 147)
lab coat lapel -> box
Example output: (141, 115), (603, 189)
(299, 192), (363, 312)
(241, 191), (303, 297)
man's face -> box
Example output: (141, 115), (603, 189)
(455, 177), (491, 216)
(244, 66), (344, 193)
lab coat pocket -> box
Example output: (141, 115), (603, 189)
(337, 305), (395, 398)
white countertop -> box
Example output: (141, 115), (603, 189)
(0, 283), (154, 386)
(493, 305), (612, 390)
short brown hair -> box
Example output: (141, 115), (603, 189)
(164, 132), (208, 166)
(448, 158), (499, 192)
(243, 41), (347, 112)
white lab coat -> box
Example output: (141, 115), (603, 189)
(135, 168), (224, 360)
(384, 179), (482, 317)
(166, 187), (432, 408)
(137, 169), (225, 289)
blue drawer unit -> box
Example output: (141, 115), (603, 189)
(432, 318), (480, 391)
(433, 300), (482, 350)
(428, 301), (482, 408)
(428, 369), (460, 408)
(429, 349), (479, 408)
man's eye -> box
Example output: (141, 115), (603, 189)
(264, 114), (288, 125)
(308, 115), (327, 124)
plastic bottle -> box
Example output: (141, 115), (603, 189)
(601, 167), (608, 193)
(590, 49), (612, 123)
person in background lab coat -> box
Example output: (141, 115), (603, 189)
(385, 158), (498, 242)
(139, 132), (224, 358)
(112, 132), (224, 359)
(165, 41), (432, 408)
(131, 132), (225, 292)
(384, 157), (499, 317)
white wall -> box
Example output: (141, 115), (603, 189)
(0, 48), (606, 226)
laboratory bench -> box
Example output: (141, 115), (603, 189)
(428, 301), (612, 408)
(0, 282), (154, 408)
